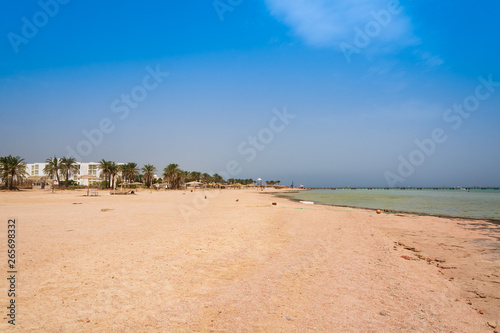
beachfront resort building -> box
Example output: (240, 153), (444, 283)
(25, 162), (107, 186)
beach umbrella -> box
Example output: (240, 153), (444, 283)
(185, 181), (203, 187)
(78, 174), (101, 196)
(120, 180), (129, 190)
(26, 176), (45, 189)
(127, 181), (143, 192)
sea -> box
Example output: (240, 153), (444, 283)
(280, 188), (500, 220)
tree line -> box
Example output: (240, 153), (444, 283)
(0, 155), (280, 190)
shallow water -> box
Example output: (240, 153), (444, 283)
(281, 189), (500, 220)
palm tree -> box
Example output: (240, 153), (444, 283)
(123, 162), (139, 183)
(44, 156), (61, 187)
(142, 164), (157, 187)
(136, 173), (143, 183)
(189, 171), (201, 182)
(0, 159), (6, 186)
(98, 159), (112, 188)
(212, 173), (224, 184)
(201, 173), (212, 184)
(109, 162), (119, 189)
(180, 170), (188, 187)
(0, 155), (27, 190)
(118, 164), (127, 184)
(163, 163), (183, 189)
(60, 157), (77, 187)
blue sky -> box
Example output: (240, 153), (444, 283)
(1, 0), (499, 187)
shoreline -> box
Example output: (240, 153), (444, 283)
(271, 191), (500, 225)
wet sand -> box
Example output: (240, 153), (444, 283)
(0, 188), (498, 332)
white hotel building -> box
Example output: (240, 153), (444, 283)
(26, 162), (105, 186)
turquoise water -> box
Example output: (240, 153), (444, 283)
(281, 189), (500, 220)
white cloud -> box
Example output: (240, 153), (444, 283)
(415, 50), (445, 68)
(265, 0), (417, 52)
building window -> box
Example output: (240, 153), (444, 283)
(88, 164), (97, 176)
(74, 165), (80, 176)
(31, 165), (39, 176)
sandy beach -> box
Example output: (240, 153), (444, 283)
(0, 188), (499, 332)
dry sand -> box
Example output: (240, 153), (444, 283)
(0, 188), (499, 332)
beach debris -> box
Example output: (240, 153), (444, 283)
(478, 310), (484, 314)
(396, 242), (420, 252)
(284, 315), (294, 321)
(236, 199), (239, 202)
(474, 291), (487, 298)
(379, 311), (388, 316)
(488, 321), (497, 328)
(299, 201), (314, 205)
(400, 255), (412, 260)
(205, 196), (207, 199)
(376, 209), (381, 214)
(101, 208), (114, 212)
(73, 202), (82, 204)
(272, 202), (277, 206)
(449, 277), (454, 281)
(394, 242), (452, 267)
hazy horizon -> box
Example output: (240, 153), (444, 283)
(1, 1), (499, 188)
